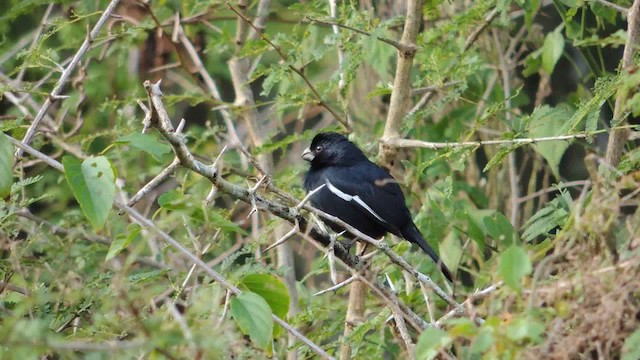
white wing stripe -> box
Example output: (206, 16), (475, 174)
(325, 180), (388, 224)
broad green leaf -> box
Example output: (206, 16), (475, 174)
(542, 28), (564, 74)
(230, 291), (273, 352)
(622, 329), (640, 360)
(0, 133), (14, 198)
(483, 212), (517, 246)
(466, 208), (495, 249)
(239, 274), (290, 337)
(116, 133), (171, 162)
(528, 105), (574, 178)
(106, 225), (142, 261)
(499, 245), (532, 290)
(469, 329), (494, 355)
(239, 274), (290, 319)
(63, 156), (115, 230)
(415, 327), (452, 359)
(157, 190), (185, 210)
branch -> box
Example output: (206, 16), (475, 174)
(604, 0), (640, 167)
(493, 29), (519, 225)
(434, 281), (503, 327)
(17, 0), (122, 156)
(379, 0), (422, 166)
(305, 17), (410, 52)
(383, 133), (591, 149)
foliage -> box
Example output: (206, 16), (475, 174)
(0, 0), (639, 359)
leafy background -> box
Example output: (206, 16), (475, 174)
(1, 0), (640, 359)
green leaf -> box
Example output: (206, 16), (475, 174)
(157, 190), (185, 210)
(415, 327), (452, 359)
(239, 274), (290, 337)
(506, 316), (545, 342)
(466, 208), (495, 249)
(106, 225), (142, 261)
(230, 291), (273, 353)
(528, 105), (574, 178)
(116, 133), (172, 162)
(469, 329), (494, 355)
(622, 329), (640, 360)
(522, 197), (569, 242)
(522, 48), (542, 77)
(238, 274), (290, 319)
(128, 269), (169, 284)
(63, 156), (115, 230)
(209, 210), (247, 235)
(0, 133), (14, 198)
(499, 245), (532, 290)
(483, 146), (516, 172)
(542, 28), (564, 74)
(483, 212), (517, 246)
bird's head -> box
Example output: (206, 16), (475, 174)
(302, 132), (367, 168)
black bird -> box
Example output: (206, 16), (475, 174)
(302, 132), (453, 282)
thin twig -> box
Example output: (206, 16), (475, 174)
(435, 281), (503, 327)
(17, 0), (122, 156)
(225, 2), (349, 129)
(313, 276), (356, 296)
(127, 157), (180, 207)
(384, 133), (591, 149)
(593, 0), (629, 14)
(305, 17), (409, 52)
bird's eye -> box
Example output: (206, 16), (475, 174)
(315, 145), (323, 152)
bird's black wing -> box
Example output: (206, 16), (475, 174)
(321, 162), (412, 237)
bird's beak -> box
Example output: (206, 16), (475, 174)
(302, 147), (314, 162)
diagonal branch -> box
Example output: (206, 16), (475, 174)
(17, 0), (122, 156)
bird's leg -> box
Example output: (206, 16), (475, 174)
(357, 236), (386, 257)
(357, 242), (369, 257)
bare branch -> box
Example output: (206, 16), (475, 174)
(127, 157), (180, 207)
(17, 0), (122, 156)
(604, 0), (640, 167)
(313, 276), (356, 296)
(379, 0), (422, 165)
(435, 281), (503, 327)
(305, 16), (409, 52)
(384, 133), (591, 149)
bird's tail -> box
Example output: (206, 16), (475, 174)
(401, 225), (453, 282)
